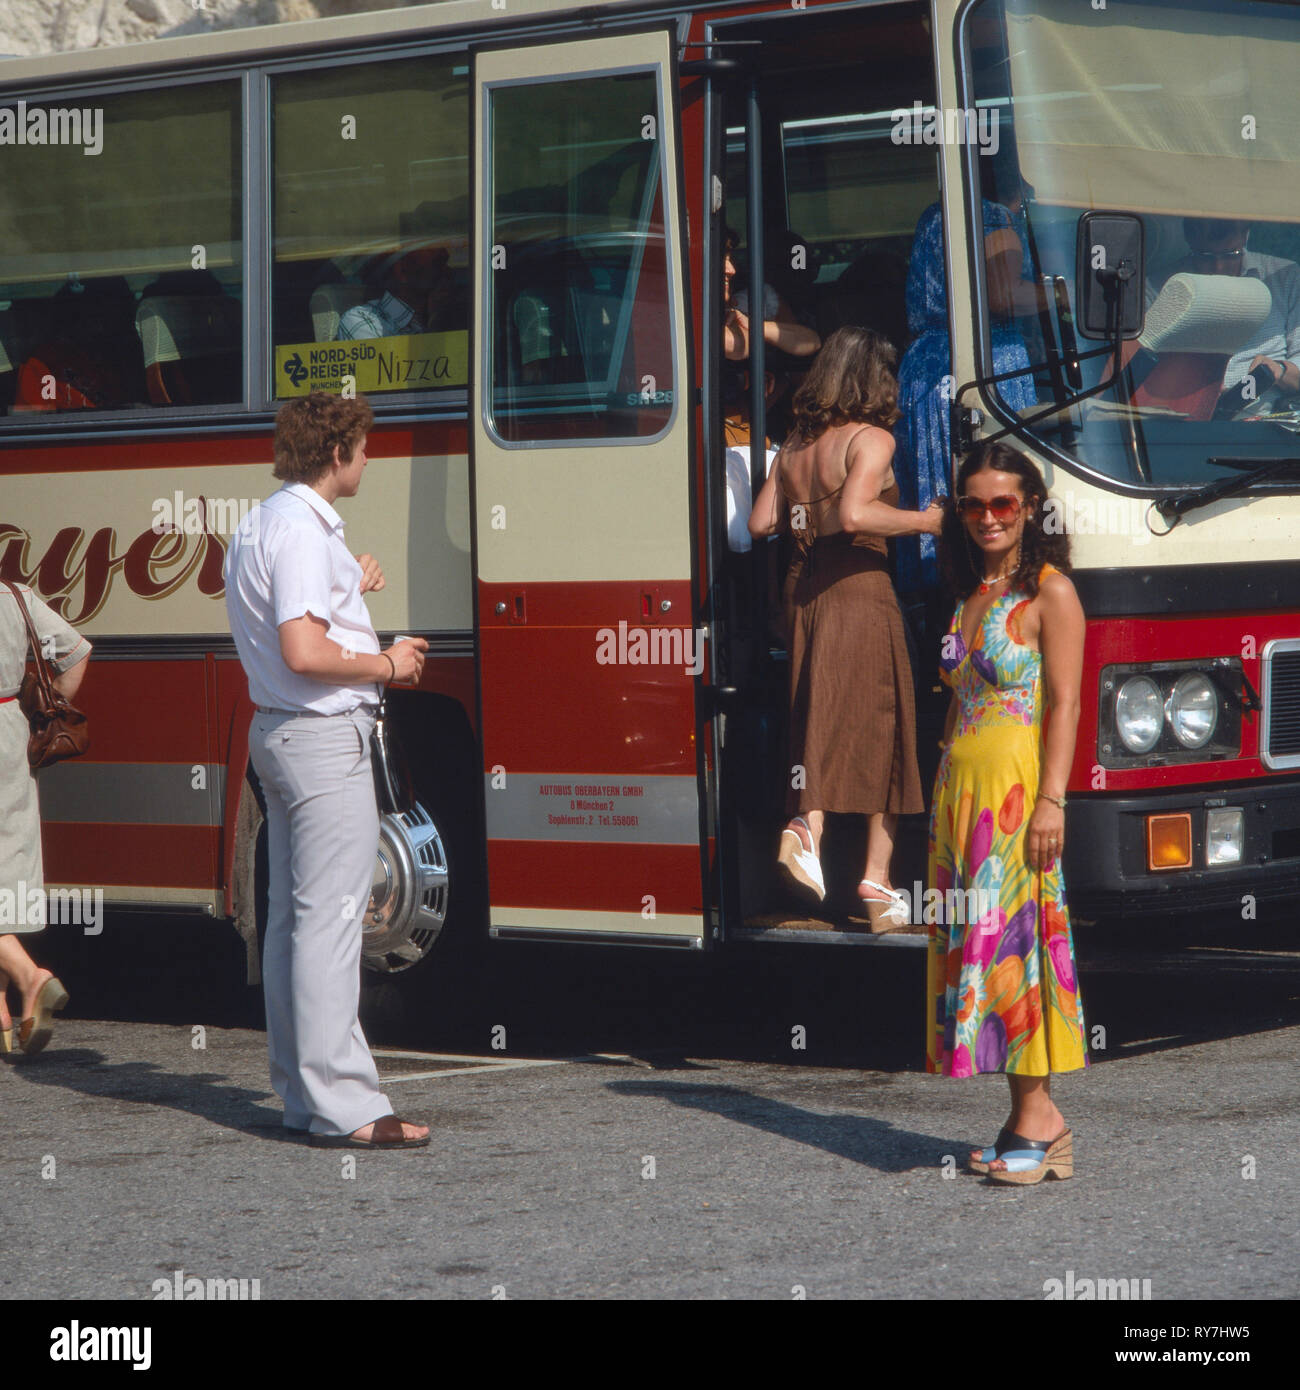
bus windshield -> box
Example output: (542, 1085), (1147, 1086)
(965, 0), (1300, 490)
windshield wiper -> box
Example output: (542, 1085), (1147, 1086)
(1155, 458), (1300, 525)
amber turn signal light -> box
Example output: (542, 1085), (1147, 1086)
(1146, 812), (1193, 870)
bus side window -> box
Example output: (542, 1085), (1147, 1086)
(485, 75), (675, 444)
(270, 58), (470, 401)
(0, 85), (242, 418)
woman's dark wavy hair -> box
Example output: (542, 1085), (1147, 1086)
(939, 441), (1070, 599)
(788, 325), (899, 440)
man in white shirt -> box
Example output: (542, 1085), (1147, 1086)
(224, 392), (430, 1148)
(1176, 219), (1300, 400)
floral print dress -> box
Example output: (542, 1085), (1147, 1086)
(925, 565), (1088, 1077)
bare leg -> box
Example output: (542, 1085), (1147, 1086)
(862, 812), (898, 889)
(985, 1074), (1067, 1172)
(802, 810), (824, 856)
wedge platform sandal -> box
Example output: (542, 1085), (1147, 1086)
(985, 1128), (1074, 1185)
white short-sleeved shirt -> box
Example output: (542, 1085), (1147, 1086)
(1149, 253), (1300, 391)
(223, 483), (382, 715)
(1223, 252), (1300, 390)
(724, 442), (779, 552)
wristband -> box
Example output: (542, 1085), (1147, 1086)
(382, 652), (396, 684)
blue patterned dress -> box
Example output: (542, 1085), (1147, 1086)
(893, 200), (1038, 593)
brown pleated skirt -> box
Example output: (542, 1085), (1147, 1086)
(784, 534), (923, 817)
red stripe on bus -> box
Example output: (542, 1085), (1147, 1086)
(43, 824), (216, 889)
(486, 840), (702, 916)
(64, 666), (215, 761)
(0, 422), (468, 473)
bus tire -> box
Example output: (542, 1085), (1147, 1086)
(358, 693), (486, 1041)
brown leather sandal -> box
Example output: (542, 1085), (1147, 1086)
(307, 1116), (430, 1149)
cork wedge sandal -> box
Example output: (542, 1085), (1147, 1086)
(857, 879), (909, 933)
(985, 1129), (1074, 1185)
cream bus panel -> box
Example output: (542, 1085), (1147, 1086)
(0, 456), (471, 636)
(473, 31), (691, 586)
(1038, 468), (1300, 569)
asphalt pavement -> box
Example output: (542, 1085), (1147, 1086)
(3, 911), (1298, 1305)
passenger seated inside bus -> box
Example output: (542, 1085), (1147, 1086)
(11, 274), (146, 413)
(135, 269), (241, 406)
(336, 246), (456, 341)
(1163, 219), (1300, 406)
(1107, 218), (1300, 421)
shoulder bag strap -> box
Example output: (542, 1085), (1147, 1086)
(2, 579), (59, 704)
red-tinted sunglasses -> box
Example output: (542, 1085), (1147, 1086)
(956, 494), (1022, 521)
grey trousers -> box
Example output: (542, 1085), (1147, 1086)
(250, 708), (391, 1136)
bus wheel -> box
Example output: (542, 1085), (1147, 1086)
(361, 802), (450, 974)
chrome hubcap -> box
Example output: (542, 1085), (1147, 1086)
(362, 802), (449, 974)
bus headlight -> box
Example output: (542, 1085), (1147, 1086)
(1101, 660), (1241, 768)
(1167, 673), (1218, 749)
(1115, 676), (1163, 753)
(1205, 808), (1244, 866)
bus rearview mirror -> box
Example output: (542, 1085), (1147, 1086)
(1075, 212), (1145, 340)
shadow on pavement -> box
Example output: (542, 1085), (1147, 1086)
(5, 1046), (303, 1144)
(607, 1077), (958, 1173)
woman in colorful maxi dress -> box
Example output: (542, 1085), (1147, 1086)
(926, 442), (1088, 1185)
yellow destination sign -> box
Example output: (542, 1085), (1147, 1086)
(274, 331), (468, 397)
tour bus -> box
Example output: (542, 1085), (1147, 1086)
(2, 0), (1299, 1004)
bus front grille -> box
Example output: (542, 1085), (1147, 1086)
(1263, 645), (1300, 768)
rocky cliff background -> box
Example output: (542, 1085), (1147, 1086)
(0, 1), (431, 58)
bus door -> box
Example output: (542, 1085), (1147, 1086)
(705, 2), (944, 934)
(471, 30), (706, 947)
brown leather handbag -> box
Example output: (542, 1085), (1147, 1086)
(2, 579), (89, 769)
